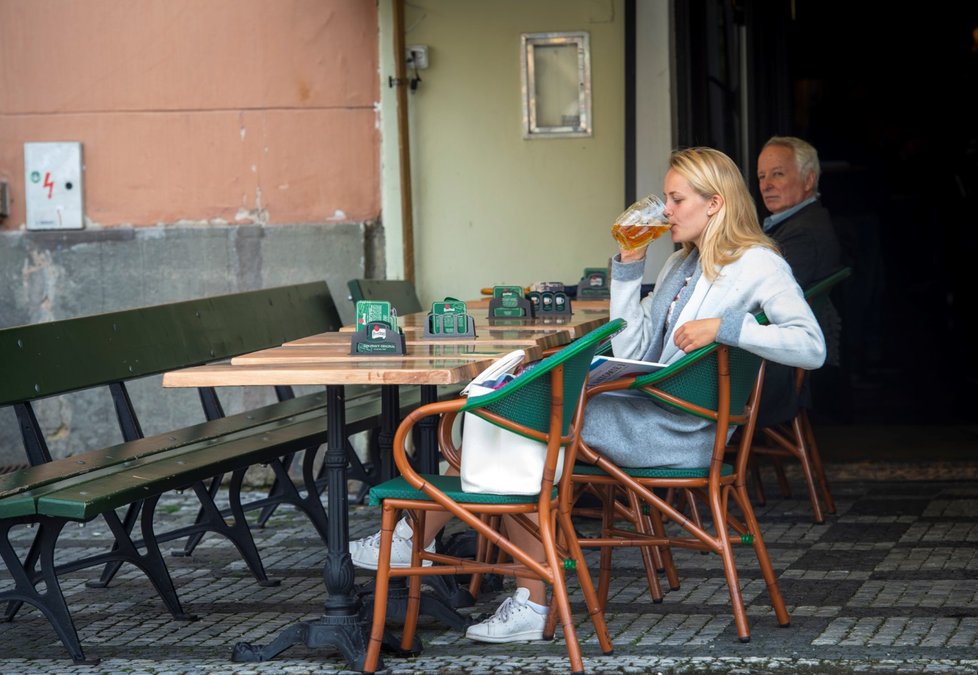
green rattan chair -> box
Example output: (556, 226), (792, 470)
(750, 266), (852, 523)
(361, 319), (623, 674)
(571, 341), (790, 643)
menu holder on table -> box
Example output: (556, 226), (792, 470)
(577, 267), (610, 299)
(424, 299), (477, 338)
(350, 300), (406, 354)
(528, 288), (572, 317)
(487, 285), (533, 322)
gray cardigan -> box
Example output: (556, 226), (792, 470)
(581, 246), (825, 468)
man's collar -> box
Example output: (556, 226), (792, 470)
(762, 195), (817, 232)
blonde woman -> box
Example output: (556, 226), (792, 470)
(581, 146), (826, 469)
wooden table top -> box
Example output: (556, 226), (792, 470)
(162, 358), (494, 388)
(340, 305), (609, 342)
(285, 330), (567, 350)
(466, 296), (611, 311)
(483, 309), (609, 338)
(163, 301), (609, 390)
(231, 341), (542, 365)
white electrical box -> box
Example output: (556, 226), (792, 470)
(406, 45), (429, 69)
(24, 142), (85, 230)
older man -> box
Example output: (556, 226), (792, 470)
(756, 136), (842, 427)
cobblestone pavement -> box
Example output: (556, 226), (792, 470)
(1, 471), (977, 674)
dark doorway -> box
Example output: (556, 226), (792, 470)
(674, 1), (978, 427)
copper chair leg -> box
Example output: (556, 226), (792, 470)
(363, 507), (398, 673)
(539, 517), (585, 672)
(772, 453), (791, 498)
(645, 498), (680, 591)
(709, 488), (751, 642)
(557, 506), (614, 655)
(467, 514), (503, 600)
(730, 484), (790, 627)
(791, 416), (825, 523)
(626, 487), (664, 603)
(595, 484), (616, 607)
(749, 456), (767, 505)
(801, 409), (836, 514)
(400, 509), (426, 652)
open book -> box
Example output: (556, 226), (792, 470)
(588, 354), (667, 387)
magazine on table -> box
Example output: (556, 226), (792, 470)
(588, 354), (668, 396)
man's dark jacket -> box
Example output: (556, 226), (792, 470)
(757, 199), (842, 427)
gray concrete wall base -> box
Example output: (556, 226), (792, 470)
(0, 223), (371, 468)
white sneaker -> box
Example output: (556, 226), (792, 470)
(465, 588), (547, 643)
(349, 517), (435, 571)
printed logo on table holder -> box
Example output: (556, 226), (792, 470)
(424, 299), (477, 338)
(350, 300), (406, 354)
(577, 267), (610, 299)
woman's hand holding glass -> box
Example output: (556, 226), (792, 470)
(611, 194), (671, 262)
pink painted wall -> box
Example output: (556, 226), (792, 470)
(0, 0), (380, 228)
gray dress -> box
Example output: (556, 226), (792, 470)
(581, 251), (723, 469)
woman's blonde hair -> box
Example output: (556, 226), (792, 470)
(669, 147), (779, 280)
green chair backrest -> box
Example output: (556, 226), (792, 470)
(620, 308), (769, 423)
(804, 266), (852, 314)
(347, 278), (423, 315)
(634, 270), (853, 423)
(628, 343), (762, 424)
(464, 318), (626, 441)
(0, 282), (341, 405)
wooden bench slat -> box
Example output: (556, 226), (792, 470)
(37, 415), (331, 520)
(0, 391), (323, 498)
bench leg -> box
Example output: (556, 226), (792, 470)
(173, 474), (224, 557)
(254, 450), (299, 526)
(95, 499), (197, 621)
(3, 519), (43, 621)
(87, 500), (143, 588)
(247, 450), (334, 545)
(187, 472), (281, 587)
(252, 447), (334, 539)
(346, 436), (380, 506)
(0, 518), (99, 664)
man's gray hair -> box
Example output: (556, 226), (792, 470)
(764, 136), (820, 191)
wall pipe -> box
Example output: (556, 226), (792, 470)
(391, 0), (415, 283)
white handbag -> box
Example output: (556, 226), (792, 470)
(458, 350), (564, 495)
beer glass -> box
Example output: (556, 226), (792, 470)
(611, 194), (670, 250)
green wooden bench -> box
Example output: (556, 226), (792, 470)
(0, 281), (414, 664)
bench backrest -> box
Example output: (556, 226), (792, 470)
(347, 278), (423, 314)
(0, 281), (341, 405)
